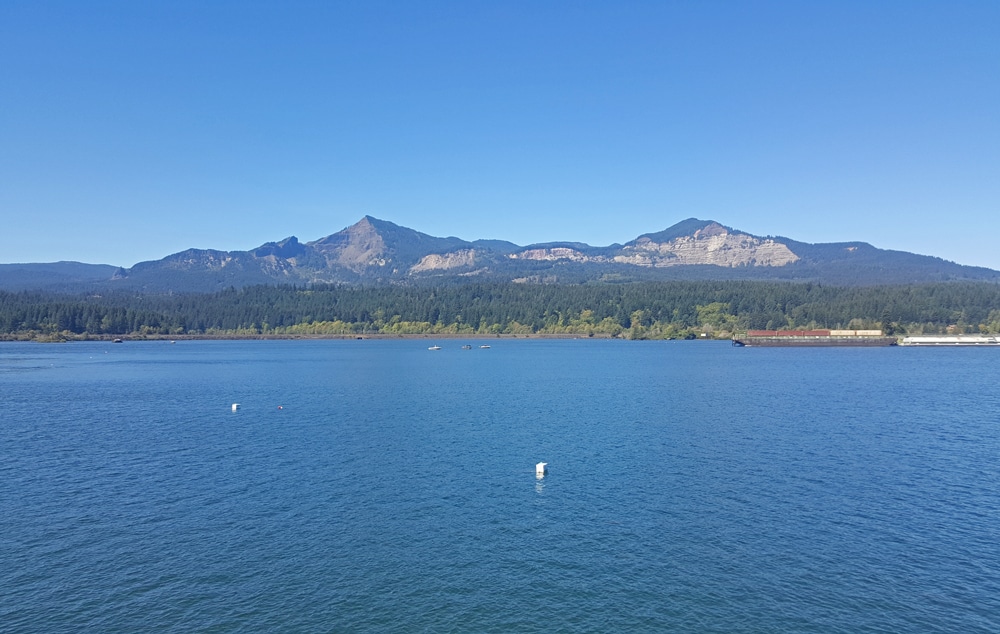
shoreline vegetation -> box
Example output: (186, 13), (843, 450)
(5, 332), (623, 343)
(3, 280), (1000, 342)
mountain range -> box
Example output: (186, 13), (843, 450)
(2, 217), (999, 293)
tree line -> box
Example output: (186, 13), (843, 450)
(2, 281), (1000, 340)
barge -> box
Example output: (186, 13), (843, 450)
(733, 329), (898, 347)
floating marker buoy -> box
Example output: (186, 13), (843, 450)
(232, 403), (240, 412)
(536, 462), (547, 477)
(277, 406), (283, 410)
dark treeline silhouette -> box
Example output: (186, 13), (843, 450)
(2, 281), (999, 339)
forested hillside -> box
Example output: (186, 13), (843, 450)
(3, 281), (1000, 341)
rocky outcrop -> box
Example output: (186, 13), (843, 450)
(410, 249), (477, 273)
(509, 247), (605, 263)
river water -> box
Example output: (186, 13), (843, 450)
(2, 339), (998, 632)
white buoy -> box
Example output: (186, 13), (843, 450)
(536, 462), (547, 477)
(231, 403), (240, 412)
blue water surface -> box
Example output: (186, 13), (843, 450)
(2, 339), (998, 632)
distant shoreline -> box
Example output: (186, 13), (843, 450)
(133, 333), (621, 341)
(4, 332), (644, 343)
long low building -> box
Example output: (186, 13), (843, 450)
(900, 335), (1000, 346)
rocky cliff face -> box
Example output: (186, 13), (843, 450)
(509, 247), (603, 263)
(409, 249), (478, 273)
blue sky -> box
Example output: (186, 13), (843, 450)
(2, 1), (998, 269)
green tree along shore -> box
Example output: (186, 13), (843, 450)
(3, 281), (1000, 341)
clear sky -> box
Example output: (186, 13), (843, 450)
(2, 1), (998, 269)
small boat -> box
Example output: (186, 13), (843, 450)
(428, 345), (442, 351)
(461, 345), (472, 349)
(112, 338), (123, 344)
(479, 345), (491, 349)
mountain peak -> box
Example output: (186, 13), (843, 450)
(634, 218), (732, 244)
(308, 217), (391, 271)
(251, 236), (304, 259)
(622, 219), (799, 268)
(353, 215), (406, 234)
(355, 215), (383, 229)
(303, 216), (477, 274)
